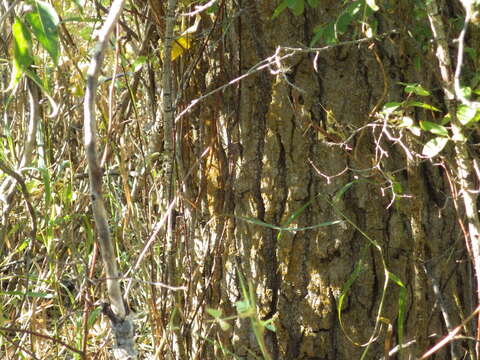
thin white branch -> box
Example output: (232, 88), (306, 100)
(175, 32), (396, 123)
(454, 3), (480, 108)
(180, 0), (217, 16)
(123, 278), (187, 291)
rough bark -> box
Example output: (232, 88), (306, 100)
(183, 2), (471, 359)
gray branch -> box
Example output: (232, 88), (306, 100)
(83, 0), (137, 358)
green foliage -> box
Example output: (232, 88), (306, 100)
(272, 0), (319, 19)
(2, 0), (480, 358)
(419, 120), (448, 137)
(457, 103), (480, 125)
(9, 1), (60, 89)
(0, 290), (53, 298)
(381, 82), (480, 157)
(387, 271), (407, 351)
(337, 252), (366, 333)
(25, 0), (60, 65)
(421, 137), (449, 157)
(379, 82), (452, 157)
(399, 82), (431, 96)
(207, 273), (275, 359)
(310, 0), (378, 46)
(6, 0), (60, 116)
(9, 17), (33, 90)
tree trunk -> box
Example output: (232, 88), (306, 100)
(178, 2), (469, 359)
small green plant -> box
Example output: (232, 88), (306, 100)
(272, 0), (379, 46)
(207, 272), (276, 360)
(8, 1), (59, 88)
(310, 0), (379, 46)
(7, 0), (60, 114)
(380, 83), (480, 158)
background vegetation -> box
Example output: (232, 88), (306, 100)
(1, 0), (480, 359)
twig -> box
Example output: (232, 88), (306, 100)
(123, 278), (187, 291)
(426, 1), (480, 356)
(175, 31), (397, 123)
(124, 146), (210, 298)
(0, 159), (37, 247)
(0, 79), (39, 205)
(180, 0), (217, 16)
(420, 305), (480, 359)
(0, 0), (20, 27)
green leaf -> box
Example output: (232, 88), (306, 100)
(409, 125), (421, 136)
(206, 308), (222, 319)
(338, 258), (365, 319)
(262, 318), (276, 332)
(18, 240), (29, 252)
(419, 121), (449, 137)
(12, 18), (33, 69)
(366, 0), (379, 11)
(334, 181), (357, 203)
(336, 1), (362, 36)
(414, 55), (422, 72)
(311, 22), (336, 46)
(400, 82), (431, 96)
(26, 0), (60, 65)
(457, 104), (480, 125)
(440, 113), (451, 125)
(289, 0), (305, 16)
(335, 11), (354, 35)
(382, 102), (402, 115)
(307, 0), (320, 7)
(272, 0), (289, 19)
(392, 181), (403, 195)
(132, 56), (147, 72)
(218, 319), (231, 331)
(345, 1), (363, 16)
(460, 86), (472, 99)
(282, 195), (320, 227)
(87, 306), (102, 327)
(387, 271), (407, 353)
(1, 290), (53, 298)
(310, 27), (324, 46)
(422, 137), (448, 157)
(25, 68), (59, 117)
(399, 116), (414, 127)
(452, 131), (467, 142)
(7, 18), (33, 91)
(236, 300), (254, 318)
(404, 101), (441, 111)
(9, 17), (34, 90)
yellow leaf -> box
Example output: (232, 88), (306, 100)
(171, 36), (192, 61)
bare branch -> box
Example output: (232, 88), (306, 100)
(83, 0), (137, 358)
